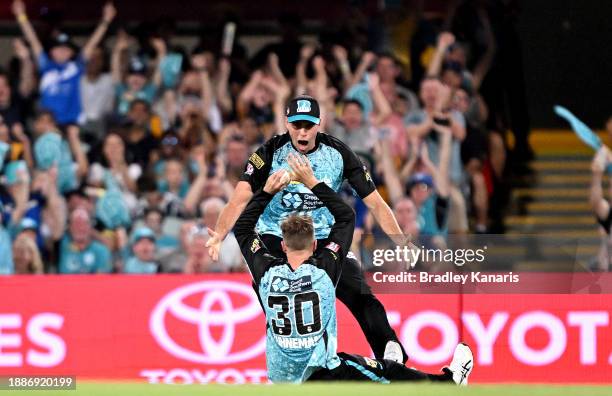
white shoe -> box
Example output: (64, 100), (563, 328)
(383, 341), (403, 363)
(448, 343), (473, 386)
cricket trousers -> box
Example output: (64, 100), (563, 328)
(307, 352), (450, 382)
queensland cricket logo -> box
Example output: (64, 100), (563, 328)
(296, 100), (311, 113)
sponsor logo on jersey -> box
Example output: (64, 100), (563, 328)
(251, 238), (262, 253)
(325, 242), (340, 253)
(281, 192), (325, 211)
(270, 276), (312, 293)
(273, 334), (320, 349)
(364, 357), (381, 369)
(249, 153), (265, 169)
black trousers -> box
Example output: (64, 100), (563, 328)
(260, 234), (408, 362)
(308, 352), (451, 382)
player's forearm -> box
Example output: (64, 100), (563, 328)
(215, 182), (253, 240)
(365, 192), (404, 242)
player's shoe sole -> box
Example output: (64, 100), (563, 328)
(383, 341), (403, 364)
(448, 343), (473, 386)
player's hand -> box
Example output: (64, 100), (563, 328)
(263, 170), (290, 195)
(287, 153), (318, 189)
(206, 227), (222, 261)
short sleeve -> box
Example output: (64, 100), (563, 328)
(239, 140), (274, 192)
(340, 144), (376, 199)
(37, 53), (52, 74)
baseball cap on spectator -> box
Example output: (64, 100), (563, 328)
(17, 218), (38, 234)
(407, 173), (434, 190)
(131, 227), (156, 245)
(128, 57), (148, 76)
(286, 96), (320, 125)
(48, 32), (78, 52)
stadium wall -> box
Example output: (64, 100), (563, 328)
(0, 274), (610, 384)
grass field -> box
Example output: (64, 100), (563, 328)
(8, 383), (612, 396)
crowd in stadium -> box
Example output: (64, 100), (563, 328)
(0, 0), (527, 274)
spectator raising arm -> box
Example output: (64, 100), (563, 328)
(12, 0), (43, 58)
(424, 123), (452, 198)
(38, 166), (67, 241)
(11, 123), (33, 171)
(426, 32), (455, 78)
(590, 147), (611, 221)
(378, 139), (418, 207)
(13, 38), (35, 98)
(295, 44), (315, 95)
(348, 51), (376, 89)
(183, 150), (208, 215)
(81, 2), (116, 62)
(332, 45), (353, 95)
(236, 70), (263, 119)
(66, 125), (89, 180)
(260, 76), (290, 135)
(111, 30), (131, 83)
(215, 57), (233, 115)
(150, 38), (168, 89)
(191, 53), (214, 123)
(367, 73), (392, 126)
(471, 7), (496, 92)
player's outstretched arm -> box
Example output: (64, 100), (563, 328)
(206, 181), (253, 260)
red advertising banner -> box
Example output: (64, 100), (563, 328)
(0, 275), (610, 383)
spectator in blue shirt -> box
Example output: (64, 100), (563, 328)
(12, 0), (116, 125)
(58, 208), (112, 274)
(111, 30), (164, 115)
(119, 227), (159, 274)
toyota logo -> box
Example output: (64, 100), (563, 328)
(150, 281), (266, 364)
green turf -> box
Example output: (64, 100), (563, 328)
(7, 383), (612, 396)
